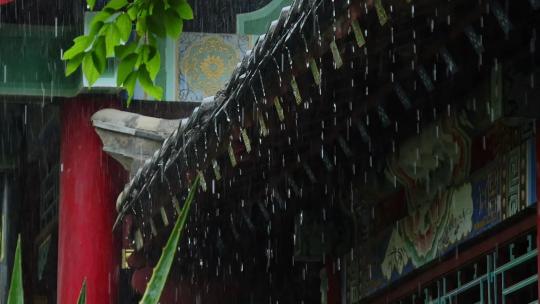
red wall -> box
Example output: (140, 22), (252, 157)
(57, 98), (125, 304)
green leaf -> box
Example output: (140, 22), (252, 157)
(146, 50), (160, 81)
(177, 0), (193, 20)
(124, 71), (138, 105)
(115, 13), (132, 42)
(138, 44), (155, 65)
(63, 36), (91, 60)
(65, 53), (85, 76)
(147, 1), (166, 37)
(90, 10), (112, 27)
(115, 42), (138, 60)
(83, 52), (100, 86)
(106, 0), (128, 10)
(127, 6), (138, 21)
(87, 0), (96, 10)
(164, 9), (183, 38)
(93, 37), (107, 73)
(97, 22), (111, 37)
(148, 18), (166, 37)
(148, 16), (166, 38)
(105, 24), (121, 58)
(139, 177), (199, 304)
(89, 20), (105, 36)
(77, 279), (87, 304)
(135, 16), (148, 36)
(135, 46), (146, 69)
(117, 53), (138, 86)
(146, 34), (157, 48)
(138, 66), (163, 100)
(7, 235), (23, 304)
(73, 35), (91, 45)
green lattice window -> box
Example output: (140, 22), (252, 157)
(395, 232), (538, 304)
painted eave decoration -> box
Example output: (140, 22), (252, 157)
(114, 0), (539, 300)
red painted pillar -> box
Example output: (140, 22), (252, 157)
(58, 99), (125, 304)
(326, 260), (341, 304)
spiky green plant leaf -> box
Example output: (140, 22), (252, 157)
(7, 235), (23, 304)
(139, 176), (199, 304)
(77, 279), (87, 304)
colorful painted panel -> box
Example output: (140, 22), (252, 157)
(347, 136), (537, 303)
(176, 33), (256, 102)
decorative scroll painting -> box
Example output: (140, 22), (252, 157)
(177, 33), (256, 102)
(347, 121), (537, 303)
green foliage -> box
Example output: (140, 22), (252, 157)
(6, 174), (198, 304)
(63, 0), (194, 105)
(6, 164), (199, 304)
(6, 178), (199, 304)
(139, 176), (199, 304)
(7, 243), (87, 304)
(7, 236), (23, 304)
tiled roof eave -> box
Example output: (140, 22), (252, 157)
(113, 0), (539, 255)
(114, 0), (340, 229)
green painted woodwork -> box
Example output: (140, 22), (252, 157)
(236, 0), (293, 35)
(0, 24), (82, 97)
(398, 233), (538, 304)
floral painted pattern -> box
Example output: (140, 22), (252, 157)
(349, 118), (536, 300)
(382, 184), (473, 279)
(177, 33), (255, 102)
